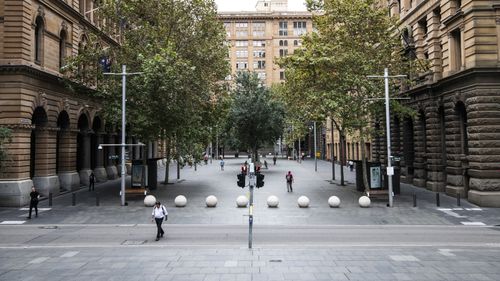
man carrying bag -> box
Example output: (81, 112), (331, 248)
(151, 201), (168, 241)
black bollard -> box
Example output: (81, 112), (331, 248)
(413, 193), (417, 207)
(72, 193), (76, 206)
(436, 193), (440, 207)
(95, 192), (100, 206)
(457, 193), (461, 206)
(48, 192), (52, 207)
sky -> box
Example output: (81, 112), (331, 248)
(215, 0), (308, 12)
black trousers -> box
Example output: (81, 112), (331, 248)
(155, 218), (164, 238)
(287, 182), (293, 192)
(29, 200), (38, 218)
(89, 182), (95, 191)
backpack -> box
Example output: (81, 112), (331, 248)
(286, 174), (292, 182)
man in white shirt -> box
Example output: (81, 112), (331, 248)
(151, 201), (168, 241)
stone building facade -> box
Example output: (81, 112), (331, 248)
(372, 0), (500, 206)
(0, 0), (149, 206)
(218, 0), (313, 86)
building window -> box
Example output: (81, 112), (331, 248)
(236, 22), (248, 37)
(293, 40), (301, 46)
(253, 50), (265, 58)
(279, 49), (288, 57)
(252, 22), (265, 37)
(235, 40), (248, 47)
(279, 71), (285, 80)
(418, 18), (427, 40)
(253, 60), (266, 69)
(224, 22), (231, 37)
(235, 50), (248, 58)
(59, 30), (67, 70)
(279, 21), (288, 36)
(236, 31), (248, 37)
(293, 21), (307, 36)
(34, 16), (44, 64)
(257, 72), (266, 80)
(452, 0), (462, 13)
(253, 40), (265, 47)
(236, 61), (248, 69)
(235, 22), (248, 28)
(450, 29), (462, 71)
(279, 40), (288, 46)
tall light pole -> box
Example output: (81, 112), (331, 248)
(314, 121), (317, 172)
(367, 68), (406, 207)
(103, 65), (142, 206)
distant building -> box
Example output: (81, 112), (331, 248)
(218, 0), (313, 86)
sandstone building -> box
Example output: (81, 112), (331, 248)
(0, 0), (151, 206)
(371, 0), (500, 206)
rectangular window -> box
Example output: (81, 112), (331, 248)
(252, 22), (266, 37)
(279, 49), (288, 57)
(236, 31), (248, 37)
(280, 71), (285, 80)
(253, 50), (265, 58)
(223, 22), (231, 37)
(253, 40), (266, 47)
(293, 21), (307, 36)
(279, 21), (288, 36)
(236, 50), (248, 58)
(236, 61), (248, 69)
(235, 41), (248, 47)
(235, 22), (248, 28)
(253, 60), (266, 69)
(450, 29), (462, 71)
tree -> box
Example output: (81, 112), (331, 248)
(226, 72), (285, 161)
(279, 0), (423, 192)
(63, 0), (229, 184)
(0, 127), (12, 173)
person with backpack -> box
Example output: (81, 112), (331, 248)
(151, 201), (168, 241)
(286, 171), (294, 192)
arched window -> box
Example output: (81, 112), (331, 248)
(59, 30), (67, 70)
(34, 16), (44, 64)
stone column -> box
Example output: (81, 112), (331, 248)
(57, 129), (80, 191)
(79, 131), (92, 186)
(425, 104), (446, 192)
(32, 127), (60, 197)
(0, 125), (34, 206)
(93, 133), (108, 182)
(467, 92), (500, 207)
(413, 113), (427, 188)
(105, 134), (118, 179)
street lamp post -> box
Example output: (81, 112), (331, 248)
(103, 65), (142, 206)
(367, 68), (406, 207)
(314, 121), (317, 172)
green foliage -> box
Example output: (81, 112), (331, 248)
(0, 127), (12, 171)
(63, 0), (230, 155)
(226, 72), (285, 154)
(279, 0), (422, 136)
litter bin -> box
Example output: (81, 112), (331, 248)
(382, 165), (400, 195)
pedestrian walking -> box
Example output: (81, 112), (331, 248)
(264, 160), (268, 169)
(273, 155), (277, 165)
(151, 201), (168, 241)
(286, 171), (294, 192)
(89, 172), (96, 191)
(27, 186), (40, 219)
(204, 154), (208, 165)
(220, 158), (225, 171)
(348, 160), (354, 172)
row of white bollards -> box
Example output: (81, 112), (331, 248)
(145, 194), (371, 208)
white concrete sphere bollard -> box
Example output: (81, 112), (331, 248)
(236, 195), (248, 208)
(174, 195), (187, 207)
(144, 195), (156, 207)
(297, 196), (310, 208)
(206, 195), (218, 207)
(358, 196), (371, 208)
(328, 196), (341, 208)
(267, 195), (279, 208)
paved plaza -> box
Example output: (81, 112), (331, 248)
(1, 157), (500, 280)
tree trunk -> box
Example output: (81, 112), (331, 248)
(360, 128), (370, 194)
(164, 137), (171, 184)
(330, 114), (335, 181)
(339, 129), (345, 186)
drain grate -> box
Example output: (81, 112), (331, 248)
(121, 240), (146, 245)
(269, 259), (282, 263)
(39, 226), (58, 229)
